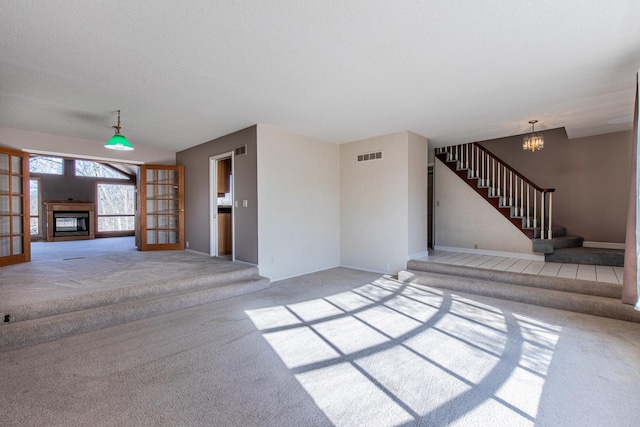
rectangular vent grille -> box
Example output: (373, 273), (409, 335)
(235, 145), (247, 156)
(357, 151), (383, 162)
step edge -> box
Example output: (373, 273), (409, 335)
(398, 271), (640, 323)
(2, 267), (261, 322)
(404, 261), (622, 298)
(0, 276), (270, 352)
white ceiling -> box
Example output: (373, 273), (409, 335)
(1, 1), (639, 152)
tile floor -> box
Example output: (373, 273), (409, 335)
(419, 250), (624, 284)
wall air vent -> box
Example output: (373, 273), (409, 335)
(235, 145), (247, 156)
(357, 151), (383, 162)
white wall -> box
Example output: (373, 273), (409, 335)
(340, 132), (410, 273)
(407, 132), (429, 258)
(256, 125), (340, 281)
(434, 160), (538, 256)
(0, 127), (175, 164)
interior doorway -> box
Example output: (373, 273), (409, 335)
(209, 154), (234, 259)
(428, 164), (434, 249)
(27, 156), (139, 261)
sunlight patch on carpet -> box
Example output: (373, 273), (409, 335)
(246, 277), (561, 426)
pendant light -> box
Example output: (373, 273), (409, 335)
(105, 110), (134, 151)
(522, 120), (544, 152)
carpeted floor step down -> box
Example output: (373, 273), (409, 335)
(398, 270), (640, 323)
(406, 259), (622, 299)
(5, 266), (261, 323)
(0, 276), (269, 352)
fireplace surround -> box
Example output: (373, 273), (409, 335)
(44, 201), (95, 242)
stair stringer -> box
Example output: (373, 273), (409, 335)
(434, 158), (540, 257)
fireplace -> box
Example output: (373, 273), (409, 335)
(53, 211), (90, 237)
(45, 201), (95, 242)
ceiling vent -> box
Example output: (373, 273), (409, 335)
(357, 151), (383, 162)
(235, 145), (247, 156)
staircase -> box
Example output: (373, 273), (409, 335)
(435, 144), (624, 266)
(399, 260), (640, 323)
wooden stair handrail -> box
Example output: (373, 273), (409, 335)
(472, 142), (555, 193)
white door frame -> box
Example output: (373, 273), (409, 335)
(209, 152), (235, 259)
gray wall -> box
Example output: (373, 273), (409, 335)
(176, 126), (258, 264)
(479, 129), (633, 243)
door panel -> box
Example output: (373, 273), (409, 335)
(0, 148), (30, 266)
(138, 165), (184, 251)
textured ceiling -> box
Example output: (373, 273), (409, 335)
(1, 1), (639, 152)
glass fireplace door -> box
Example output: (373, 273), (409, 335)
(0, 147), (30, 266)
(138, 165), (184, 251)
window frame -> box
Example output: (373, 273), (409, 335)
(95, 181), (136, 237)
(29, 177), (42, 238)
(75, 160), (132, 180)
(29, 156), (64, 175)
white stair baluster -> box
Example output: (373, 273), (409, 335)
(548, 192), (553, 239)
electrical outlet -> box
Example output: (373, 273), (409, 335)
(386, 263), (390, 271)
(186, 241), (190, 248)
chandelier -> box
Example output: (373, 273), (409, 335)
(522, 120), (544, 152)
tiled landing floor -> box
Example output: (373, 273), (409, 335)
(418, 251), (624, 284)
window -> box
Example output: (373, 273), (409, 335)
(29, 156), (63, 174)
(76, 160), (129, 179)
(29, 178), (41, 235)
(97, 184), (135, 232)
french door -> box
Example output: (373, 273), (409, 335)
(138, 165), (184, 251)
(0, 147), (30, 266)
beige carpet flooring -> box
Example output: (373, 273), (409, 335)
(1, 267), (639, 426)
(1, 243), (243, 310)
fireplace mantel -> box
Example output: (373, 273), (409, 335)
(44, 201), (95, 242)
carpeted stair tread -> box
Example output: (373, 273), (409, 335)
(545, 247), (625, 267)
(0, 275), (269, 352)
(406, 259), (621, 298)
(4, 265), (260, 323)
(532, 235), (584, 254)
(398, 269), (640, 323)
(533, 225), (567, 239)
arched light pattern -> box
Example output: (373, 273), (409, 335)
(522, 120), (544, 152)
(105, 110), (134, 151)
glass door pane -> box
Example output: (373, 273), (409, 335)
(139, 165), (184, 251)
(0, 149), (29, 266)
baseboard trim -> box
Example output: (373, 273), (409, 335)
(339, 264), (388, 275)
(185, 249), (210, 256)
(269, 264), (343, 283)
(583, 241), (626, 250)
(434, 245), (545, 261)
(409, 251), (430, 260)
(233, 259), (258, 267)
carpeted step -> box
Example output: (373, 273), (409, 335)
(532, 235), (584, 254)
(406, 259), (621, 298)
(397, 269), (640, 323)
(546, 247), (625, 267)
(0, 275), (270, 352)
(532, 225), (567, 239)
(2, 265), (261, 323)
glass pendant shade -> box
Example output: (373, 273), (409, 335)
(105, 109), (134, 151)
(105, 134), (134, 151)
